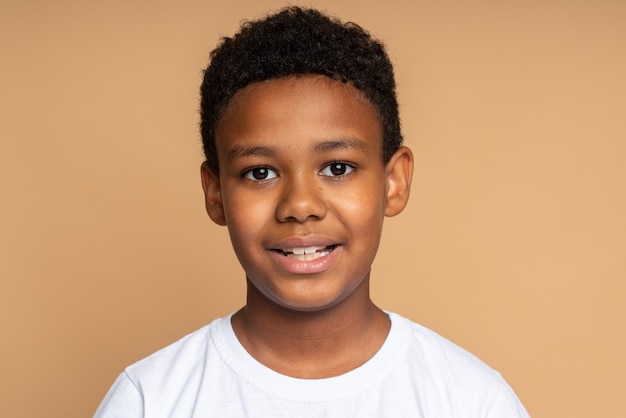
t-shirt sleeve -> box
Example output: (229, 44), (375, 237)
(486, 377), (530, 418)
(94, 372), (144, 418)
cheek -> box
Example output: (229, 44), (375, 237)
(333, 197), (385, 254)
(334, 183), (387, 224)
(222, 191), (274, 251)
(223, 185), (267, 224)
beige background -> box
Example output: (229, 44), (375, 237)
(1, 0), (625, 416)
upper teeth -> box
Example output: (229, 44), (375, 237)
(285, 246), (325, 255)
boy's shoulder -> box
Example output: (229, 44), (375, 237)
(123, 316), (224, 379)
(400, 313), (501, 377)
(384, 313), (528, 416)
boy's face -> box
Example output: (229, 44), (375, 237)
(201, 75), (412, 313)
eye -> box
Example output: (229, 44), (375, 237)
(242, 166), (278, 181)
(321, 162), (355, 177)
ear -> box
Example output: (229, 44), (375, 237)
(384, 146), (414, 217)
(200, 162), (227, 226)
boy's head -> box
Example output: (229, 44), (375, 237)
(200, 6), (402, 174)
(199, 8), (413, 312)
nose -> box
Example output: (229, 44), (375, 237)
(276, 175), (327, 223)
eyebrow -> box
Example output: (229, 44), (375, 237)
(311, 138), (369, 154)
(227, 144), (277, 162)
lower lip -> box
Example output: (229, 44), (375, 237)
(269, 246), (341, 275)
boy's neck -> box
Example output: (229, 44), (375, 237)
(231, 275), (390, 379)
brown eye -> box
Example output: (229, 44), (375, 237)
(243, 167), (277, 181)
(321, 162), (354, 177)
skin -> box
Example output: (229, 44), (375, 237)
(201, 75), (413, 378)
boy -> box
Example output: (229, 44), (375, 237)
(95, 7), (529, 417)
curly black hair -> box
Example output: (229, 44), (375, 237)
(200, 6), (402, 173)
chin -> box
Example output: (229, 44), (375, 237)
(269, 288), (358, 314)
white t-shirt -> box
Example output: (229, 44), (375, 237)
(95, 312), (529, 417)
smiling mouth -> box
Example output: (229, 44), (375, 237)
(275, 245), (337, 261)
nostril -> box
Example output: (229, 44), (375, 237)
(274, 179), (327, 223)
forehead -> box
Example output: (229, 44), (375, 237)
(215, 75), (383, 153)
